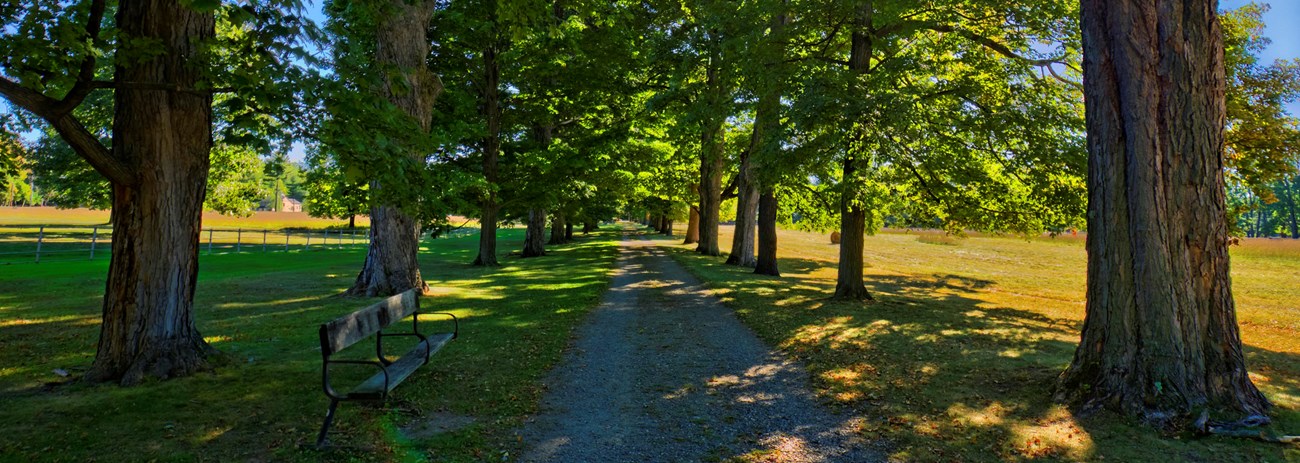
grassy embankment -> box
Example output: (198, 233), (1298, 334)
(660, 225), (1299, 462)
(0, 225), (618, 462)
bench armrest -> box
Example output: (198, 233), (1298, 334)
(414, 312), (459, 339)
(322, 359), (388, 401)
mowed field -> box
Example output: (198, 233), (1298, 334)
(663, 225), (1299, 462)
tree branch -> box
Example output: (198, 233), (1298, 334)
(1046, 64), (1083, 91)
(0, 76), (134, 185)
(52, 0), (108, 115)
(922, 24), (1064, 66)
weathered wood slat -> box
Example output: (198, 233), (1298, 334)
(320, 290), (420, 355)
(348, 332), (455, 399)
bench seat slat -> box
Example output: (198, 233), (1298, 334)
(321, 290), (420, 356)
(347, 332), (455, 400)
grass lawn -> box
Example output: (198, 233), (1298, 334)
(660, 226), (1300, 462)
(0, 227), (619, 462)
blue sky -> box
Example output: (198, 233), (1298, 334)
(1222, 0), (1300, 116)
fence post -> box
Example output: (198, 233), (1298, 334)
(236, 228), (242, 253)
(306, 231), (311, 251)
(35, 225), (44, 263)
(284, 230), (290, 251)
(262, 230), (268, 252)
(208, 229), (213, 254)
(89, 226), (98, 259)
(351, 229), (356, 246)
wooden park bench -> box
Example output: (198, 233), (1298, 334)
(316, 289), (458, 447)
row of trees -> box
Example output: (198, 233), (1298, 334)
(0, 0), (1295, 430)
(0, 137), (307, 213)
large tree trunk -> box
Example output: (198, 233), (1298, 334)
(684, 204), (701, 244)
(583, 221), (596, 234)
(522, 208), (547, 257)
(834, 156), (872, 300)
(754, 190), (780, 276)
(661, 215), (674, 236)
(697, 129), (725, 256)
(348, 0), (439, 296)
(549, 212), (566, 245)
(726, 153), (758, 267)
(1056, 0), (1269, 422)
(473, 45), (501, 267)
(86, 0), (217, 385)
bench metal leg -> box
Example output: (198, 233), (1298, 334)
(316, 400), (339, 448)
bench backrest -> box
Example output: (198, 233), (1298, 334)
(319, 289), (420, 357)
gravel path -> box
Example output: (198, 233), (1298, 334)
(518, 233), (882, 463)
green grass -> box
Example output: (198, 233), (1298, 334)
(0, 227), (619, 462)
(661, 226), (1300, 462)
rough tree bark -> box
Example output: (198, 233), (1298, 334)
(565, 221), (574, 241)
(80, 0), (218, 384)
(684, 204), (701, 244)
(473, 44), (501, 266)
(1055, 0), (1269, 423)
(726, 152), (759, 267)
(834, 157), (872, 300)
(697, 130), (725, 256)
(348, 0), (440, 296)
(522, 208), (547, 257)
(754, 190), (781, 276)
(549, 212), (567, 245)
(832, 5), (874, 301)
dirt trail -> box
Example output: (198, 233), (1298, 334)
(518, 232), (881, 462)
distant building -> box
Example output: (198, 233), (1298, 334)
(258, 196), (303, 212)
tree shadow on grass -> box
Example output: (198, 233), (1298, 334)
(659, 244), (1300, 463)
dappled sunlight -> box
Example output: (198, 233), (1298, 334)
(0, 314), (96, 328)
(195, 425), (234, 444)
(1008, 406), (1094, 460)
(624, 278), (684, 290)
(947, 402), (1008, 427)
(210, 295), (328, 310)
(203, 335), (235, 345)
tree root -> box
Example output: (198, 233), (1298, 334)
(1200, 413), (1298, 445)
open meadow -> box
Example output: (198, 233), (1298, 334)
(663, 225), (1300, 462)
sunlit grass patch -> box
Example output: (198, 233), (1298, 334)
(662, 225), (1300, 462)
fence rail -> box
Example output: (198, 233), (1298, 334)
(0, 224), (480, 265)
